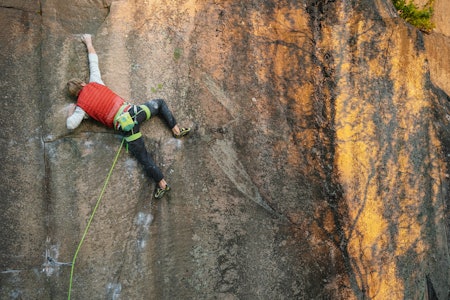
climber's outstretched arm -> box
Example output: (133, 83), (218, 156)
(81, 34), (104, 85)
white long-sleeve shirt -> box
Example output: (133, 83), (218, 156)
(66, 53), (105, 130)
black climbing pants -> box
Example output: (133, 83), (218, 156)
(121, 99), (177, 183)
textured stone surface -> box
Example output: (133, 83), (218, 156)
(431, 0), (450, 36)
(0, 0), (449, 299)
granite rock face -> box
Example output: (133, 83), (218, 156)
(1, 0), (449, 299)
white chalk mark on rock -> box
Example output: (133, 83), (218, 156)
(42, 237), (72, 276)
(106, 282), (122, 300)
(135, 212), (153, 250)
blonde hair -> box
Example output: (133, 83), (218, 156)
(67, 78), (85, 96)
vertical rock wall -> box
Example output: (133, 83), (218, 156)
(0, 2), (48, 298)
(324, 1), (449, 298)
(0, 0), (449, 299)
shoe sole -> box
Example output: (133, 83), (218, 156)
(155, 187), (171, 199)
(174, 128), (191, 139)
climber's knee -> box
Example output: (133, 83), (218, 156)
(140, 104), (151, 120)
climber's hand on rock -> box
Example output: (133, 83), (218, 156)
(81, 34), (92, 45)
(80, 34), (96, 54)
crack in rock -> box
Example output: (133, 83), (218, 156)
(210, 139), (286, 220)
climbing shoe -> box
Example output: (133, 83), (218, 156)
(155, 184), (171, 199)
(173, 127), (191, 139)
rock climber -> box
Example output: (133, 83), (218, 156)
(66, 34), (190, 199)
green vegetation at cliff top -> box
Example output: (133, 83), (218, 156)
(393, 0), (435, 32)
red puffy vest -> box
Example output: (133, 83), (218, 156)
(77, 82), (125, 128)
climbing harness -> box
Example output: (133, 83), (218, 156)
(67, 138), (125, 300)
(114, 103), (150, 152)
(114, 104), (134, 131)
(125, 132), (142, 142)
(114, 103), (150, 131)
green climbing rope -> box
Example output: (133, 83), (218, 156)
(68, 138), (125, 300)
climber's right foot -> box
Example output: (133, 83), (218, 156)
(174, 127), (191, 139)
(155, 184), (171, 199)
